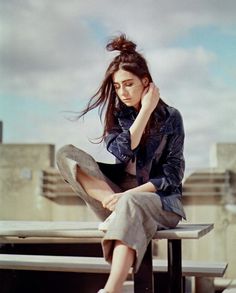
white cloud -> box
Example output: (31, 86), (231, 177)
(0, 0), (236, 170)
(1, 0), (235, 100)
(147, 47), (216, 92)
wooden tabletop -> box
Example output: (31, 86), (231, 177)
(0, 221), (213, 243)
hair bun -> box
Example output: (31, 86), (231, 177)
(106, 34), (136, 53)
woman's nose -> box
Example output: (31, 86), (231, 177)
(120, 86), (128, 97)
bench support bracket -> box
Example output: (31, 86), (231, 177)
(134, 241), (153, 293)
(168, 239), (183, 293)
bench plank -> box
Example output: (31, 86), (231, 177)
(0, 254), (227, 277)
(154, 223), (214, 239)
(0, 221), (215, 293)
(0, 221), (213, 241)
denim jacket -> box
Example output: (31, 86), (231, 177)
(104, 103), (186, 219)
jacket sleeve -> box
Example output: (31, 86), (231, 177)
(149, 110), (185, 191)
(104, 124), (135, 163)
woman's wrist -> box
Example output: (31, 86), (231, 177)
(140, 104), (154, 116)
(124, 182), (156, 194)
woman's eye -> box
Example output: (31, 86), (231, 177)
(126, 83), (133, 87)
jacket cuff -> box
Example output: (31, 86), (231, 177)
(149, 177), (168, 191)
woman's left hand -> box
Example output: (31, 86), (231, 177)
(102, 192), (125, 211)
(141, 83), (160, 113)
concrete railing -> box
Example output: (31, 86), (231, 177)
(183, 169), (231, 197)
(41, 168), (77, 198)
(41, 167), (233, 199)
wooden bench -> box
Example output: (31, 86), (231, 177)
(0, 254), (227, 292)
(0, 254), (227, 275)
(0, 254), (227, 276)
(0, 221), (216, 293)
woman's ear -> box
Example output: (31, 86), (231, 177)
(142, 77), (149, 87)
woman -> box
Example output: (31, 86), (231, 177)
(56, 34), (186, 293)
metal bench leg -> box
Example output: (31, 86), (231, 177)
(168, 239), (183, 293)
(134, 241), (154, 293)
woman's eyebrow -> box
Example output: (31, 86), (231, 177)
(113, 79), (133, 85)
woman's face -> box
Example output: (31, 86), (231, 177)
(113, 69), (148, 110)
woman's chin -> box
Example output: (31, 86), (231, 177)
(123, 101), (140, 109)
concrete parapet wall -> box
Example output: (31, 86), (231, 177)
(0, 144), (97, 221)
(210, 143), (236, 171)
(0, 144), (55, 169)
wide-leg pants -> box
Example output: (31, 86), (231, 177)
(56, 144), (181, 272)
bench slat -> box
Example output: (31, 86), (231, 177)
(0, 222), (214, 241)
(153, 223), (214, 240)
(0, 254), (227, 277)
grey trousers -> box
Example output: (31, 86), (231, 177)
(56, 144), (181, 272)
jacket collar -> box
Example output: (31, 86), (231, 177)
(115, 103), (174, 134)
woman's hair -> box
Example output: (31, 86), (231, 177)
(78, 33), (166, 143)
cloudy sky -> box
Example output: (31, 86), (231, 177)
(0, 0), (235, 173)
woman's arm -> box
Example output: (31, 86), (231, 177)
(129, 83), (160, 149)
(105, 83), (160, 162)
(102, 182), (156, 211)
(125, 181), (156, 193)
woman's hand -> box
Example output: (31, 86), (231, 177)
(141, 83), (160, 113)
(102, 192), (125, 211)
